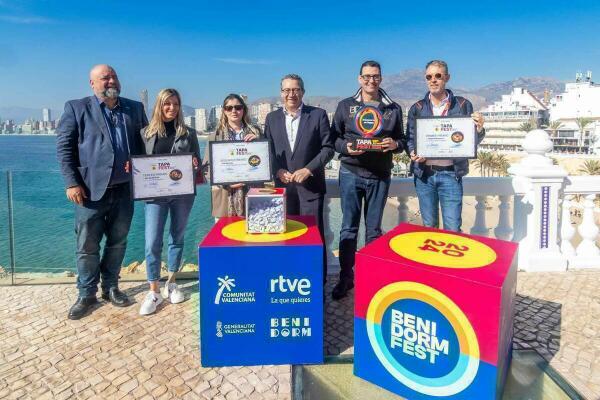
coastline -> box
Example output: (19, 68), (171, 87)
(0, 133), (56, 136)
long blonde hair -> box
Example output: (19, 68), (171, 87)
(216, 93), (258, 136)
(145, 88), (188, 138)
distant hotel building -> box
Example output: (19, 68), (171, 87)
(208, 106), (222, 131)
(251, 102), (273, 127)
(479, 88), (549, 151)
(548, 71), (600, 154)
(42, 108), (51, 122)
(184, 115), (195, 130)
(195, 108), (207, 133)
(140, 89), (149, 119)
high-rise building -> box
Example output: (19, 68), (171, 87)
(256, 102), (273, 126)
(195, 108), (207, 132)
(184, 115), (195, 129)
(208, 106), (223, 131)
(42, 108), (51, 122)
(140, 89), (149, 119)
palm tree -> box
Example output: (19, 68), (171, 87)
(546, 120), (563, 138)
(492, 154), (510, 176)
(575, 117), (593, 149)
(519, 118), (538, 133)
(475, 151), (495, 177)
(578, 160), (600, 175)
(393, 152), (411, 176)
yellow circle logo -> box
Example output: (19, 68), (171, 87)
(389, 232), (497, 268)
(221, 219), (308, 243)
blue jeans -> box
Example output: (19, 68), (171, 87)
(338, 165), (390, 281)
(75, 184), (133, 297)
(144, 196), (195, 282)
(414, 171), (463, 232)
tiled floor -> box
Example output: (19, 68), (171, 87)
(1, 270), (599, 399)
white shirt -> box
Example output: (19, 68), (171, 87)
(426, 92), (453, 167)
(228, 126), (244, 141)
(283, 103), (302, 151)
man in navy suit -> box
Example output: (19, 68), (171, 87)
(56, 64), (147, 319)
(264, 74), (334, 282)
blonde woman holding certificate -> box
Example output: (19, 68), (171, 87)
(139, 88), (201, 315)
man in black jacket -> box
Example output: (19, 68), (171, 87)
(331, 61), (406, 300)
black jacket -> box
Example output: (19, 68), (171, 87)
(332, 88), (405, 179)
(264, 104), (334, 200)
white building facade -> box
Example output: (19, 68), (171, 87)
(548, 72), (600, 154)
(194, 108), (207, 133)
(208, 106), (222, 131)
(479, 88), (548, 151)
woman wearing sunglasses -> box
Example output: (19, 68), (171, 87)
(204, 93), (261, 219)
(139, 88), (201, 315)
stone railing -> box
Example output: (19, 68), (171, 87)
(323, 129), (600, 272)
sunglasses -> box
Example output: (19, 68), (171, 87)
(224, 105), (244, 112)
(361, 74), (381, 82)
(425, 73), (445, 81)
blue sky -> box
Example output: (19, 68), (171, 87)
(1, 0), (599, 110)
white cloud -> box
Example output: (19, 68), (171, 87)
(214, 57), (275, 65)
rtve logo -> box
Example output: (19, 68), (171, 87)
(269, 275), (311, 296)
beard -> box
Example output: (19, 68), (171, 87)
(103, 87), (120, 99)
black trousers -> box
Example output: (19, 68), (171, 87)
(285, 185), (327, 283)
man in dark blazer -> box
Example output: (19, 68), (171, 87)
(56, 64), (147, 319)
(264, 74), (334, 282)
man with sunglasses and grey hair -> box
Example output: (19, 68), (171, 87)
(406, 60), (485, 232)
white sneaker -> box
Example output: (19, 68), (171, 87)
(139, 291), (163, 315)
(162, 282), (185, 304)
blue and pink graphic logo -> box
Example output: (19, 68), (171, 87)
(365, 282), (480, 397)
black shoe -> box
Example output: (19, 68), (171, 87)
(68, 297), (98, 320)
(331, 280), (354, 301)
(101, 287), (130, 307)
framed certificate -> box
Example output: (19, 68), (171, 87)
(130, 153), (196, 200)
(209, 140), (272, 185)
(416, 116), (477, 159)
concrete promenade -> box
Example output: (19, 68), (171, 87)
(0, 270), (599, 399)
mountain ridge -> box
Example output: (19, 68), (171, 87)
(1, 72), (567, 122)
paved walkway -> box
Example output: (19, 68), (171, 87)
(0, 282), (290, 400)
(1, 270), (599, 399)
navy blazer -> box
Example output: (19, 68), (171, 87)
(264, 105), (334, 201)
(56, 96), (147, 201)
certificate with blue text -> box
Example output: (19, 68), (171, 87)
(130, 153), (196, 200)
(209, 140), (272, 185)
(416, 117), (477, 159)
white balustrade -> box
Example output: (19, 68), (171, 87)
(396, 196), (409, 224)
(571, 194), (600, 268)
(470, 195), (490, 237)
(319, 129), (600, 271)
(559, 195), (576, 258)
(562, 177), (600, 269)
(494, 195), (513, 240)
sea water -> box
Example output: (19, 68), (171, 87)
(0, 135), (213, 273)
